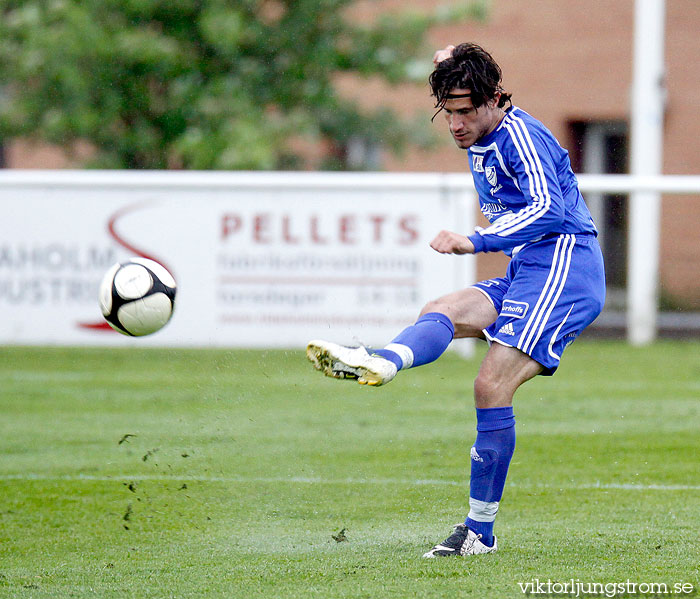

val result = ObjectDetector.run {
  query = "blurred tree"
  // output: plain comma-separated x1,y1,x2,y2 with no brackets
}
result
0,0,486,170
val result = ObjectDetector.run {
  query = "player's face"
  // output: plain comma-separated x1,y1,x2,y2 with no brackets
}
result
442,89,503,149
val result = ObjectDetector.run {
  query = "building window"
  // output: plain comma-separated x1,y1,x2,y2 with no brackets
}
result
345,136,382,170
569,121,629,296
323,136,382,171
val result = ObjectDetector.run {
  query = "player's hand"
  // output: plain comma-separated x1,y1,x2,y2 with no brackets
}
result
432,44,456,65
430,230,475,255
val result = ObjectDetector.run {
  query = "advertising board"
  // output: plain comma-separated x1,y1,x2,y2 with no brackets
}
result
0,171,474,349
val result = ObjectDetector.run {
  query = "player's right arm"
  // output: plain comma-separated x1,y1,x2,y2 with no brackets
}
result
430,229,475,255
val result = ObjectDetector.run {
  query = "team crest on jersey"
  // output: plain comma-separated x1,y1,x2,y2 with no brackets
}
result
485,166,497,186
472,155,484,172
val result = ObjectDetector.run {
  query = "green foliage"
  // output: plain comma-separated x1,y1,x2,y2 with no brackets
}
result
0,0,487,169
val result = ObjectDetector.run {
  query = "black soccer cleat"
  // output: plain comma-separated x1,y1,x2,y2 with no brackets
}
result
422,523,497,558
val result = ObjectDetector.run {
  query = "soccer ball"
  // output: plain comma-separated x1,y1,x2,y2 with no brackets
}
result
98,257,177,336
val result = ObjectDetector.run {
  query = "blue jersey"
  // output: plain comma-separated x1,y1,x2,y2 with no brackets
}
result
466,106,597,256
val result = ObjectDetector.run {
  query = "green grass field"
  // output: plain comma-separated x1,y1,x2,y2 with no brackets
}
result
1,341,699,598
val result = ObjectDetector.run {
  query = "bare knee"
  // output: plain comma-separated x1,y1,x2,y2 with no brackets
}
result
473,344,544,408
420,298,450,317
419,300,481,339
473,370,492,402
419,292,496,339
474,369,510,408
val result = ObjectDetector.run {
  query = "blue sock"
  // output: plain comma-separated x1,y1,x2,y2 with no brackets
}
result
372,312,454,371
464,407,516,548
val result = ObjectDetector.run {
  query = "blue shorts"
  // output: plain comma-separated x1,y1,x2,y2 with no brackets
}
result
472,234,605,375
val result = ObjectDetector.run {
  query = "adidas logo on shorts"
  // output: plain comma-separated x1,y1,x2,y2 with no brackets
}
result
498,322,515,336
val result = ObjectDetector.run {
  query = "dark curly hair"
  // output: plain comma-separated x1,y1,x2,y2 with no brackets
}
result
429,43,512,118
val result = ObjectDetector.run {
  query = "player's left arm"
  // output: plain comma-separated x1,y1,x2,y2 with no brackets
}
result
468,126,566,253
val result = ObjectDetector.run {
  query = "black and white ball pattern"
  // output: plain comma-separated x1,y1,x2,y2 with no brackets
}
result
99,257,176,336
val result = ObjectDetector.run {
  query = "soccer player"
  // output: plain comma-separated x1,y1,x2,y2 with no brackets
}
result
307,43,605,558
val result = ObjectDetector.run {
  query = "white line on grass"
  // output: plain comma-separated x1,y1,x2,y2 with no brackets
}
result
1,473,699,491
